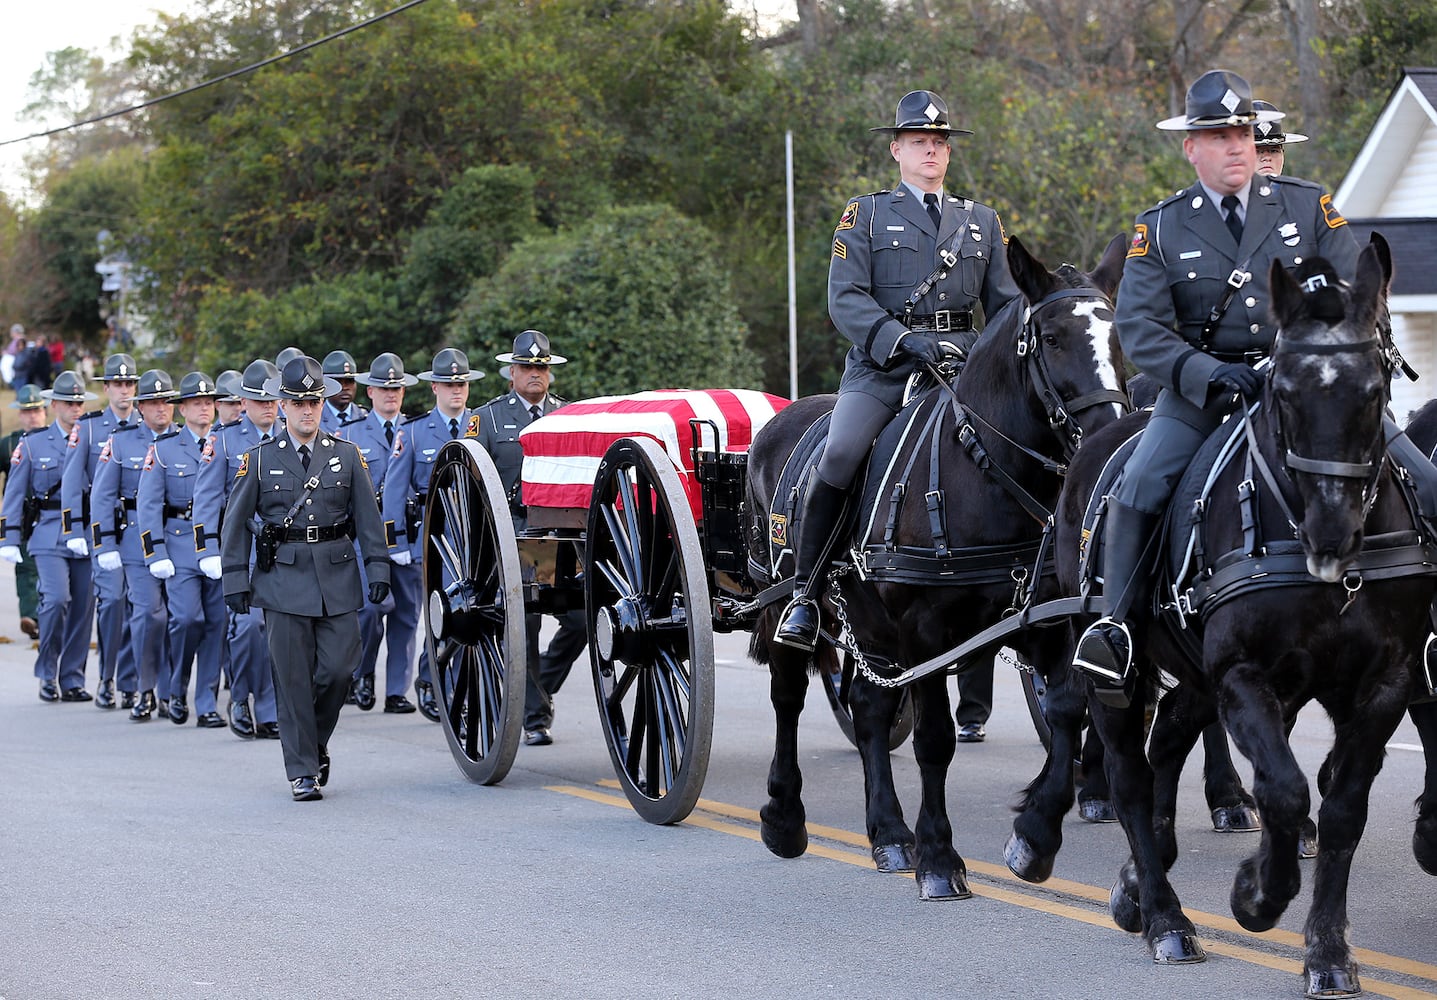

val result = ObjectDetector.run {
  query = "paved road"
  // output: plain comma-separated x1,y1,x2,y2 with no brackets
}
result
3,595,1435,999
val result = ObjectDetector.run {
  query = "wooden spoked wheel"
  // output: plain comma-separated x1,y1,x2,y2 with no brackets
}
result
423,440,525,785
583,437,714,825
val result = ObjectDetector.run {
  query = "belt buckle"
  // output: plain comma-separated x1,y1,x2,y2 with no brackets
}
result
934,310,951,333
305,525,320,543
1227,268,1250,289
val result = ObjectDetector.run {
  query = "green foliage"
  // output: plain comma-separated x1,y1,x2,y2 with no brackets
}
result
449,203,761,399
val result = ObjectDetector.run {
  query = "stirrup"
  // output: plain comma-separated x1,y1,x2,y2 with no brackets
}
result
1423,634,1437,700
1073,617,1135,708
773,596,820,652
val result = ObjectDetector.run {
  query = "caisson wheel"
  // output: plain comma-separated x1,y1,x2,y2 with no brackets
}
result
819,647,914,751
423,440,525,785
584,437,714,825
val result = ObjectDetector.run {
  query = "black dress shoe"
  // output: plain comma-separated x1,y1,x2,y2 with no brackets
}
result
60,687,93,702
168,697,189,725
129,691,156,721
95,679,116,709
414,680,440,723
255,722,281,740
38,680,60,703
158,698,169,718
228,699,256,739
523,728,553,747
290,776,323,801
355,675,376,711
318,745,330,787
773,598,820,652
119,690,136,710
957,723,986,744
196,711,226,728
384,694,416,714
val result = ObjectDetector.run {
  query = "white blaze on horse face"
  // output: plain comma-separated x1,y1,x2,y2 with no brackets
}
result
1315,359,1341,387
1075,300,1123,412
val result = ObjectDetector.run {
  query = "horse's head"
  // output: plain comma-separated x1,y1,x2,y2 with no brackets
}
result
1268,234,1393,582
1004,233,1131,456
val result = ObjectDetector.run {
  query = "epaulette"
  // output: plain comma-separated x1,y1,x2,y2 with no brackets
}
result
340,413,367,427
219,418,243,428
111,422,142,434
156,428,182,441
482,394,508,407
24,425,50,437
79,410,105,420
1148,189,1188,213
1268,173,1324,192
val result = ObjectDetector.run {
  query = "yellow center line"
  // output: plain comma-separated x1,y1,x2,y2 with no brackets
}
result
569,782,1437,996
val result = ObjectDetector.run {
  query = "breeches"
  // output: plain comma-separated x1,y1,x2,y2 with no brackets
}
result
816,390,899,490
1113,388,1226,515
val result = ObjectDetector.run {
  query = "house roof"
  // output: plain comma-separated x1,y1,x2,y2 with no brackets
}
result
1346,219,1437,296
1334,68,1437,217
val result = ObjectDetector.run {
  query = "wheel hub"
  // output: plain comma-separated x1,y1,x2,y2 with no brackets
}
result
428,581,490,645
594,596,648,662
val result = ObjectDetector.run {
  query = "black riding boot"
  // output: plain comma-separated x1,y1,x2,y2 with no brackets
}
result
1073,499,1162,708
773,475,848,651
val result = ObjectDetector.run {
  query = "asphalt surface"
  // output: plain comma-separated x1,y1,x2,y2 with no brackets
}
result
3,582,1436,1000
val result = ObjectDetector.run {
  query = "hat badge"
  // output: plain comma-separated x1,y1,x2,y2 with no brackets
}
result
1221,89,1240,113
119,364,129,376
198,380,208,392
386,366,396,380
925,101,941,122
450,361,459,374
301,372,315,389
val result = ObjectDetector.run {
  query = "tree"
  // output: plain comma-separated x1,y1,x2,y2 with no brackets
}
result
448,203,761,399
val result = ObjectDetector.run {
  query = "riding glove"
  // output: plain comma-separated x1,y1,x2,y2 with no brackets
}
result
1209,363,1264,401
898,332,945,366
368,581,390,605
225,593,250,616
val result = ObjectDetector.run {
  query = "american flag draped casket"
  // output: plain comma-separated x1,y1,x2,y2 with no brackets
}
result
519,388,791,519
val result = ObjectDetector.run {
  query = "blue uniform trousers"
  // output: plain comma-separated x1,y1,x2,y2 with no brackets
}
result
120,561,170,700
34,553,93,690
93,554,137,691
393,561,429,686
167,568,224,715
357,559,419,697
228,605,278,725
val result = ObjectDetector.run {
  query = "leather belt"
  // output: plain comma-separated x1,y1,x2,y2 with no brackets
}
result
1201,346,1268,363
905,310,973,334
280,519,353,543
121,497,138,510
164,503,193,520
36,498,60,511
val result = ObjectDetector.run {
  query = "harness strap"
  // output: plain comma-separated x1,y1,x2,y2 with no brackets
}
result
859,539,1049,587
1200,257,1254,346
927,404,948,557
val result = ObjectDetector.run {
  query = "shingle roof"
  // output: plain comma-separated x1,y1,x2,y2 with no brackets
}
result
1347,218,1437,295
1406,67,1437,108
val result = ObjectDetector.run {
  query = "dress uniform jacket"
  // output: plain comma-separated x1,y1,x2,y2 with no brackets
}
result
1117,174,1358,406
473,391,564,528
828,186,1021,408
220,431,390,615
382,407,480,557
4,424,94,689
321,400,368,435
91,423,170,697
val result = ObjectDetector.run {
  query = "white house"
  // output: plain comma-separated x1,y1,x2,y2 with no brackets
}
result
1334,67,1437,422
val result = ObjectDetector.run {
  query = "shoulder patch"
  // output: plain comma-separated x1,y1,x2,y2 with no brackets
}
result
98,439,113,464
11,441,23,464
995,213,1008,246
463,413,481,438
143,445,156,472
1319,193,1347,230
201,437,214,461
1127,223,1149,259
832,238,847,260
67,425,80,448
836,200,859,231
236,451,249,478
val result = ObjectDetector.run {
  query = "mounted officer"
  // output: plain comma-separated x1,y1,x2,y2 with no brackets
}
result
773,89,1021,650
1070,70,1437,698
1252,98,1307,178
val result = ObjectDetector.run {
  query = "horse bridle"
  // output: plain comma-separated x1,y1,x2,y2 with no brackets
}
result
1015,285,1130,457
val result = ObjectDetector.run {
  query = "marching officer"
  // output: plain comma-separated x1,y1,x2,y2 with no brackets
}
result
91,369,176,721
320,350,366,434
193,359,282,739
476,331,588,746
138,372,227,728
1,371,96,702
3,385,47,640
60,352,141,708
214,369,244,428
1071,70,1364,697
340,352,419,713
382,346,484,722
1252,98,1308,177
220,355,390,801
772,88,1022,744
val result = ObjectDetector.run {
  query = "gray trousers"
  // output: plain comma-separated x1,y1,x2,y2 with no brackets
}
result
817,390,899,490
265,609,359,780
1113,388,1225,514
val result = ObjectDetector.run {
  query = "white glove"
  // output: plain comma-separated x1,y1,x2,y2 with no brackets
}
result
199,556,223,580
0,545,21,565
66,537,89,557
390,549,413,566
148,558,176,580
97,550,123,572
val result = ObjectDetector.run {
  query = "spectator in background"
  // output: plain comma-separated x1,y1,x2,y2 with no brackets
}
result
3,324,25,387
19,333,53,391
47,337,64,371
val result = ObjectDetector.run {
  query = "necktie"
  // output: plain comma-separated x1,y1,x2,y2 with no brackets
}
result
261,432,271,443
448,418,459,439
924,192,942,232
529,405,542,422
1221,194,1244,244
384,421,395,447
299,444,311,470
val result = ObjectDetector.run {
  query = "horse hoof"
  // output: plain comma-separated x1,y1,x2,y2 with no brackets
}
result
1414,829,1437,876
872,843,916,873
1299,823,1319,860
1150,930,1206,964
1211,804,1262,832
1109,867,1141,933
760,822,808,860
917,866,972,901
1079,798,1118,824
1305,965,1361,998
1003,832,1054,883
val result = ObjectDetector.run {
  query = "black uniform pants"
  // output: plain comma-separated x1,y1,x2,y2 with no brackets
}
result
523,609,589,731
265,608,360,780
817,390,899,490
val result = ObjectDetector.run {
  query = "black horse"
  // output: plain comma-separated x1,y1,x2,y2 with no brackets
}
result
1040,236,1433,996
746,233,1128,899
1399,397,1437,876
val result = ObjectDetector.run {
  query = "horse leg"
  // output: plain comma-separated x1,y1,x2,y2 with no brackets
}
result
1301,677,1410,997
1076,719,1116,823
1201,722,1262,832
908,672,969,900
759,642,811,859
1220,662,1308,933
1007,660,1087,881
1410,699,1437,874
1088,691,1205,963
850,673,916,872
1144,686,1211,872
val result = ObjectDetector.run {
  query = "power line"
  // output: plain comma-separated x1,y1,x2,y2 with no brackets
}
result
0,0,433,149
